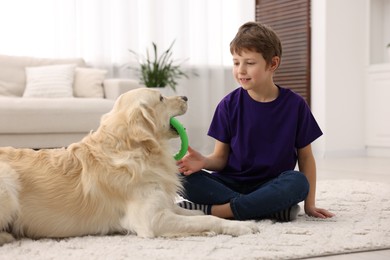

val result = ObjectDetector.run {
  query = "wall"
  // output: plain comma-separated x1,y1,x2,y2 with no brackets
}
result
311,0,368,157
188,0,370,158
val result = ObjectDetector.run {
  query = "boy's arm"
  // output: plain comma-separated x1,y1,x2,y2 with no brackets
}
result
297,144,335,218
204,140,230,171
178,140,229,175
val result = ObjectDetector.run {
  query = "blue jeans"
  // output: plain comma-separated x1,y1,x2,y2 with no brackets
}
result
180,170,309,220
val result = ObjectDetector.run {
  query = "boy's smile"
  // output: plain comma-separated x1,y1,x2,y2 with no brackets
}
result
239,77,251,84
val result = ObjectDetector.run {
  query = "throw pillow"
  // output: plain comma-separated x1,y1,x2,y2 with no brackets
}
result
73,67,107,98
23,64,75,98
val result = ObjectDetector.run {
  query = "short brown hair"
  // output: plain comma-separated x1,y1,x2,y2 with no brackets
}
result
230,22,282,66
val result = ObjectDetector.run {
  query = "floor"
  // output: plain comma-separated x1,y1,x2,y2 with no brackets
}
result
307,156,390,260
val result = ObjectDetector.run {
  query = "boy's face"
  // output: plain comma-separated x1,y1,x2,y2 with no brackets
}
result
232,49,275,91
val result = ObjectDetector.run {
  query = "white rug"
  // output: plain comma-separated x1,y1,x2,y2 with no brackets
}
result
1,180,390,260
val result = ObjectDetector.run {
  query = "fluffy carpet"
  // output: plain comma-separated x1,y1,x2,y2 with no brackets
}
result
1,179,389,260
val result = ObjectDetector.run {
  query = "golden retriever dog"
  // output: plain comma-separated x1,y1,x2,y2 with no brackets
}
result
0,88,258,245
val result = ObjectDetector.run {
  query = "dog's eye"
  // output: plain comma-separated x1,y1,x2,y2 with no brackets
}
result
159,95,164,102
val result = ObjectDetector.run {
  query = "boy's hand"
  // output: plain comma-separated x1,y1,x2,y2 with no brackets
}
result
305,205,335,219
177,146,205,175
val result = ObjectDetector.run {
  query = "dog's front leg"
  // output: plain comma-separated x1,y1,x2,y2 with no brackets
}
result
120,200,258,238
150,209,259,237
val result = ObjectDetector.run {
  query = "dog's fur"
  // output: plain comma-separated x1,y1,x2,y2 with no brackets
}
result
0,88,258,245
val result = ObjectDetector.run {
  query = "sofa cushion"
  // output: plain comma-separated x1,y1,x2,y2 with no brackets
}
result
73,67,107,98
23,64,76,98
0,54,86,97
0,97,114,134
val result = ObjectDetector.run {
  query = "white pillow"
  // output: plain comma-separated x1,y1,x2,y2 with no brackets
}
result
23,64,75,98
73,67,107,98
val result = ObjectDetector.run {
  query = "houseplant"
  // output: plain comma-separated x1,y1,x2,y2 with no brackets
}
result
129,41,192,92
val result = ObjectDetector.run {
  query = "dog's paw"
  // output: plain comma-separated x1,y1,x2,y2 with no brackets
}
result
222,220,259,236
243,221,260,234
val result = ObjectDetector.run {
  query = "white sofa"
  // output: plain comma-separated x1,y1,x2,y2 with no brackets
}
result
0,54,140,149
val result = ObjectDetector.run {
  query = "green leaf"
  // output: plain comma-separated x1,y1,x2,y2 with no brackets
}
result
128,40,196,92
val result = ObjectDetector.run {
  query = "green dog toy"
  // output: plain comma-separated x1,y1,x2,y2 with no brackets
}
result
170,117,189,160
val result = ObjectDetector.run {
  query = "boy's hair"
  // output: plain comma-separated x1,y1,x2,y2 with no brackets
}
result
230,22,282,66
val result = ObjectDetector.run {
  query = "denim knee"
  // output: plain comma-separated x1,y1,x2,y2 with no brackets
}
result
229,171,310,220
283,170,310,200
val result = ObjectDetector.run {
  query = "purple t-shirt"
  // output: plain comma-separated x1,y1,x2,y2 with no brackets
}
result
208,86,322,183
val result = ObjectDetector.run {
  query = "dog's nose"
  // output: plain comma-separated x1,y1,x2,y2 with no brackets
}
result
181,96,188,102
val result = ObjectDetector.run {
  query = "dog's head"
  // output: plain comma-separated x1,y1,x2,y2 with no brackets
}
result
74,88,187,199
100,88,188,147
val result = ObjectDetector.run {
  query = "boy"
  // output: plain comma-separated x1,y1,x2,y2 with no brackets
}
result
177,22,334,221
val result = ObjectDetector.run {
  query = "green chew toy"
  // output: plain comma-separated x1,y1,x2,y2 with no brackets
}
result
170,117,189,160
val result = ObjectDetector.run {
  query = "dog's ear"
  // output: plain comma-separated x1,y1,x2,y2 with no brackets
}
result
127,104,160,154
137,102,158,133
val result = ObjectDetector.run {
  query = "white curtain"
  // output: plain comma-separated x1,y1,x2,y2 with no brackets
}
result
0,0,254,154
